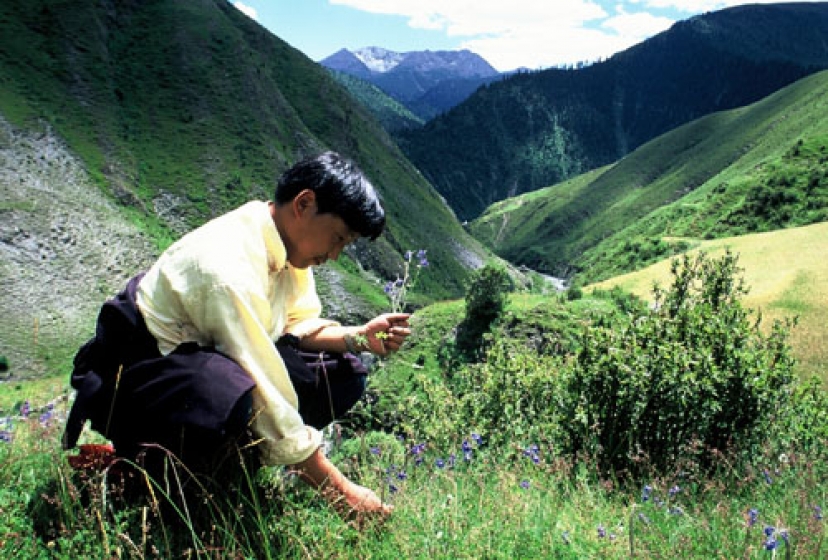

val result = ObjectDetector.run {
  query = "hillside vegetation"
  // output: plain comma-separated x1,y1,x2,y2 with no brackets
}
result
399,3,828,220
471,70,828,281
589,221,828,383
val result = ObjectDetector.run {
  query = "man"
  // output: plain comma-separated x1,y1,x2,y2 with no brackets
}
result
64,151,409,517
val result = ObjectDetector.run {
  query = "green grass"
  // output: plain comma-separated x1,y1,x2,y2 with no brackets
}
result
1,392,825,558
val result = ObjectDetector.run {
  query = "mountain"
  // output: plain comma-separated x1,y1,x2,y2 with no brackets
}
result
469,69,828,281
398,2,828,221
0,0,492,377
320,47,501,121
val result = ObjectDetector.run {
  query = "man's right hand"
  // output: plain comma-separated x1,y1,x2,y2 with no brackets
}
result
292,447,393,522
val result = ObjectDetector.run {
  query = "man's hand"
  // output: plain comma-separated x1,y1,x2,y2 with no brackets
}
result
361,313,411,355
292,448,393,523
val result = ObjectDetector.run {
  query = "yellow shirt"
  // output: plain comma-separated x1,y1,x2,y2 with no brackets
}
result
135,201,336,465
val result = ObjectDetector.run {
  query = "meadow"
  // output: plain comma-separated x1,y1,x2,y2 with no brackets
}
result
1,251,826,559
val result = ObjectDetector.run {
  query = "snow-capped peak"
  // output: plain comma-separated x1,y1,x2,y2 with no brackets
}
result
352,47,404,73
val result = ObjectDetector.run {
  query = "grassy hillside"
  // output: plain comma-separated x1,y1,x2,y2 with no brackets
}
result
399,3,828,220
589,221,828,383
0,0,493,377
327,69,424,132
471,70,828,280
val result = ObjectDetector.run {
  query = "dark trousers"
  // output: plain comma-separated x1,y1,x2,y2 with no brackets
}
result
64,275,368,477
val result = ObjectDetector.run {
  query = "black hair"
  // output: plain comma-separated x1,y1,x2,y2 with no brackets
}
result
275,151,385,240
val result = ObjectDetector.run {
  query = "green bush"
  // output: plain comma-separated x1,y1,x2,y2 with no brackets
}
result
456,264,513,359
556,251,798,478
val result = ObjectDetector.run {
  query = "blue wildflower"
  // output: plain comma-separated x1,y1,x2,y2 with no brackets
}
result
763,470,773,485
642,485,652,502
597,524,606,538
669,506,684,516
764,536,778,551
669,485,681,497
388,482,399,494
764,525,775,538
471,432,483,446
396,470,407,481
370,446,381,455
461,439,473,461
20,401,30,418
520,479,530,490
435,458,445,469
0,430,12,443
523,444,541,464
748,508,759,527
814,505,823,521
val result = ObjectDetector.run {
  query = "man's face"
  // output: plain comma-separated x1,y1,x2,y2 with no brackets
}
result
285,192,359,269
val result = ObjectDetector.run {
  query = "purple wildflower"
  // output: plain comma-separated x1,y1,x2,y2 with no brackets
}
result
0,430,12,443
520,479,530,490
597,524,606,538
764,536,778,551
461,439,473,461
669,485,681,497
748,508,759,527
370,446,381,455
814,505,823,521
39,404,54,426
764,525,775,538
642,485,652,502
435,458,445,469
763,470,773,485
20,401,30,418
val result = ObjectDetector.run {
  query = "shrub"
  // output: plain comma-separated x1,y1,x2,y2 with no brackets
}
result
456,264,513,358
556,251,798,478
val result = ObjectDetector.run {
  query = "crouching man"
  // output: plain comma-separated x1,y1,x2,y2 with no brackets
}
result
63,151,410,519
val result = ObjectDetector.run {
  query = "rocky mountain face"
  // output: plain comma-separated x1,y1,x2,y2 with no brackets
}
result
0,117,156,377
320,48,501,120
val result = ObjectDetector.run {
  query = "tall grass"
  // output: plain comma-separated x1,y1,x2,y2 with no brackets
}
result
1,390,825,558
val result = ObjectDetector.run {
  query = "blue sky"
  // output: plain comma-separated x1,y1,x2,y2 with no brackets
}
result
233,1,810,71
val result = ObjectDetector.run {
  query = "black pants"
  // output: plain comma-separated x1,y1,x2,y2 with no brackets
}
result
64,275,368,476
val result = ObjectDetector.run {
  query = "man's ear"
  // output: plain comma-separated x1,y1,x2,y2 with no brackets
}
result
293,189,317,217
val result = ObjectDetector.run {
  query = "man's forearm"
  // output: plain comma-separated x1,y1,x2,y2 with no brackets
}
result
298,325,366,354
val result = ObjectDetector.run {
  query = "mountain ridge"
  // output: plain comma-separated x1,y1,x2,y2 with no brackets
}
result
320,47,501,121
398,2,828,221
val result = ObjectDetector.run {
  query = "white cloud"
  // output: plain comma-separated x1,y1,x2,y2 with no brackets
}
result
328,0,673,70
233,1,259,20
327,0,816,70
632,0,812,13
602,9,674,38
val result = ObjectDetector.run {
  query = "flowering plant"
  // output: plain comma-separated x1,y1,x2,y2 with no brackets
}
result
384,249,428,313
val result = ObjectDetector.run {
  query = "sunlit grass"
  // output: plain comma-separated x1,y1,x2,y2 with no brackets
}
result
589,221,828,383
1,389,825,559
